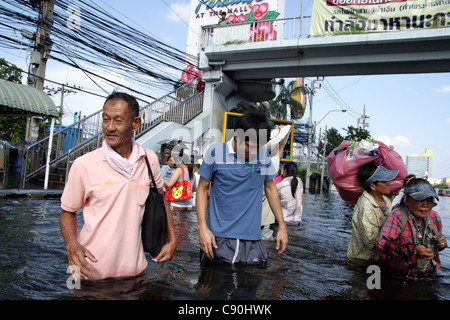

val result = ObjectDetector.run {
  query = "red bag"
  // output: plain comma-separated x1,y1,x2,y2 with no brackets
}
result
165,168,192,201
327,139,406,204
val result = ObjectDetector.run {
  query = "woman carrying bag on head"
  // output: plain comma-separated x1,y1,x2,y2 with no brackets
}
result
376,176,447,277
347,162,399,265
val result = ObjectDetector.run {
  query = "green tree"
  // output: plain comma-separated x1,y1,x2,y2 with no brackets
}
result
435,182,449,189
317,127,344,159
232,79,306,121
324,127,344,156
275,80,305,120
318,125,370,159
0,58,27,144
0,58,22,83
259,80,305,120
343,125,370,142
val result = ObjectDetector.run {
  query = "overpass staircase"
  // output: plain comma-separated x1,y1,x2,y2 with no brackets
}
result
20,82,203,189
19,14,450,189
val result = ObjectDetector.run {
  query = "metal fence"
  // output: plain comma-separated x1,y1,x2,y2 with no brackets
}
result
21,81,204,188
201,16,312,49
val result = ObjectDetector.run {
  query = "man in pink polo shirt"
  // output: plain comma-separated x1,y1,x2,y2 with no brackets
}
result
59,92,177,280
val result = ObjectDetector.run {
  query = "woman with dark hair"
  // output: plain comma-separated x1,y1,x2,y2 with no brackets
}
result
276,162,303,225
376,176,447,277
347,161,399,264
163,160,196,212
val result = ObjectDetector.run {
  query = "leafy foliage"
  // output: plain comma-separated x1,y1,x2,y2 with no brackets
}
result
0,58,27,144
318,125,371,158
0,58,22,83
241,79,305,120
343,125,370,141
320,127,344,157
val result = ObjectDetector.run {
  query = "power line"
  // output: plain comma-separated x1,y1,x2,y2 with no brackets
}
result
320,83,359,119
434,157,450,171
0,0,199,98
323,78,363,117
7,61,108,100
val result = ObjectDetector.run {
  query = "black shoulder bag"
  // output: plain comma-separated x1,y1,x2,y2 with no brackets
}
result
142,155,168,257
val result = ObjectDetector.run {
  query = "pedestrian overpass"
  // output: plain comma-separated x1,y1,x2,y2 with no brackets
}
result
200,18,450,80
19,16,450,188
195,17,450,159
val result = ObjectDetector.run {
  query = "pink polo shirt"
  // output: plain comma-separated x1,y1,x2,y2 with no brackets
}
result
61,145,163,280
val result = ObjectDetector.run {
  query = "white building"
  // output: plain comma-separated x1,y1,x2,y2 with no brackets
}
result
406,149,433,178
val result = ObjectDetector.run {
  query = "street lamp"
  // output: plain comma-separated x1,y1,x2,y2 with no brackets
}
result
316,109,346,126
314,109,346,194
305,77,323,193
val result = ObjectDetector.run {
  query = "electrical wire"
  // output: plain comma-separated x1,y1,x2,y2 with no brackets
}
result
322,79,362,118
0,0,199,98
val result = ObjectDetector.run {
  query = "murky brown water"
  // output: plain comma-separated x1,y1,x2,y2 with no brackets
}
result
0,193,449,300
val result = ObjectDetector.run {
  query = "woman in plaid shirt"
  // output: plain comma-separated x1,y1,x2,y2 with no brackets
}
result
376,176,447,277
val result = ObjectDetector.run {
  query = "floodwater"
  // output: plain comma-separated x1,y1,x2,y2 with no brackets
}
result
0,193,449,300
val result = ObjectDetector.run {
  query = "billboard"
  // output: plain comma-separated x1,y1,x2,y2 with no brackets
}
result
186,0,286,57
290,77,306,119
222,111,294,162
310,0,450,35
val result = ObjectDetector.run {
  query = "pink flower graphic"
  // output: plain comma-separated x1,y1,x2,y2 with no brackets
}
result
227,14,248,24
250,3,269,21
250,21,277,42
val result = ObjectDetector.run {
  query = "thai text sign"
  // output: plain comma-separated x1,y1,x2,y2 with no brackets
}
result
310,0,450,35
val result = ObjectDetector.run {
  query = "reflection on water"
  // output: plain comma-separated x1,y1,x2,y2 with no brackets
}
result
0,193,449,300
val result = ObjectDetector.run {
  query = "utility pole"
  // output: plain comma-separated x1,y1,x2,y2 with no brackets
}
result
24,0,55,142
320,126,328,194
316,127,321,171
305,77,323,193
357,105,369,129
31,0,55,91
45,84,78,124
28,0,55,91
362,104,366,130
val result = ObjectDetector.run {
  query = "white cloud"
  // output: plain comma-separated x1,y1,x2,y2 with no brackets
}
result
93,70,127,86
375,134,412,148
435,85,450,93
165,3,186,22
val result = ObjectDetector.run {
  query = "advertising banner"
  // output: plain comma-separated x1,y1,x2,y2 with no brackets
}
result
290,78,306,119
186,0,285,57
310,0,450,35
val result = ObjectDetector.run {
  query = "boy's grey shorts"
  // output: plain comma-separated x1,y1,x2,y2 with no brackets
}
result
200,237,268,268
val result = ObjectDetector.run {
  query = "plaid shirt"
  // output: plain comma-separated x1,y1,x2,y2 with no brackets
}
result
375,208,443,276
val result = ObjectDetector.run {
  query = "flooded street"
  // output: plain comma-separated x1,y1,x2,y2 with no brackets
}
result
0,193,449,300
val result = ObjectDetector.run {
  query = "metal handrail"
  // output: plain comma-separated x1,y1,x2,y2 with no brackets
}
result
201,16,312,48
21,81,204,188
64,90,204,182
